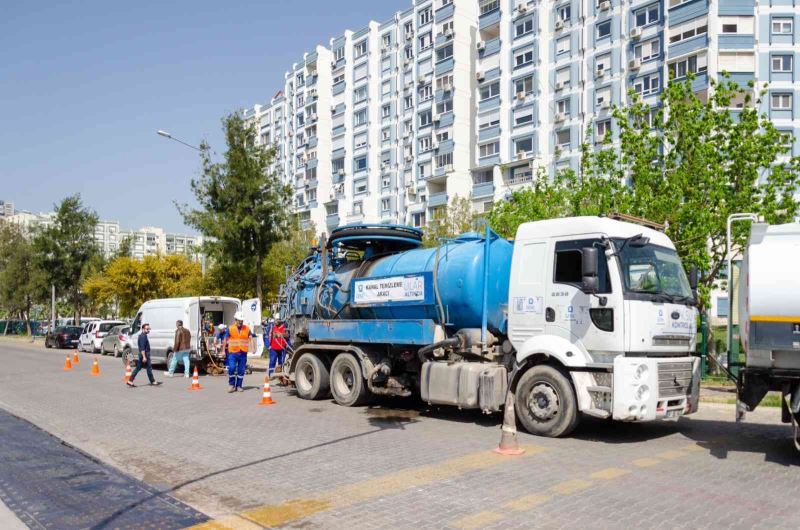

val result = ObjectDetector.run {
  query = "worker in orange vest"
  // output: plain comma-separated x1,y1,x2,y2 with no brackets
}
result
225,312,254,393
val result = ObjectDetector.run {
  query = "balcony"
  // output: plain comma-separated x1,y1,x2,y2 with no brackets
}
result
307,136,318,148
668,35,708,58
478,125,501,142
472,181,495,198
479,8,501,31
478,37,502,59
427,191,448,207
435,57,454,75
718,34,755,49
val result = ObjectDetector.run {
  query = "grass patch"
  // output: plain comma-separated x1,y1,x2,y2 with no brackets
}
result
700,393,783,408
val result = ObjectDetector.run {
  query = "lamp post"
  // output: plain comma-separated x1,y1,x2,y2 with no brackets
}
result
156,130,202,151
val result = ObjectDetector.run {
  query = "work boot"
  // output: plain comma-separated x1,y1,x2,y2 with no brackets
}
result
228,386,235,393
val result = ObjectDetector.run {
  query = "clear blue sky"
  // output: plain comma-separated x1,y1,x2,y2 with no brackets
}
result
0,0,401,233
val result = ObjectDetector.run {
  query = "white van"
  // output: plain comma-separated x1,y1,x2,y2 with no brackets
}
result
127,296,263,370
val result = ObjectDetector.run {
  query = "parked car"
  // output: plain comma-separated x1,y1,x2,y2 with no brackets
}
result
44,326,83,349
78,320,125,353
100,325,131,357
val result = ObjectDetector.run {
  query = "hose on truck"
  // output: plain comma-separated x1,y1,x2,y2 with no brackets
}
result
417,337,461,363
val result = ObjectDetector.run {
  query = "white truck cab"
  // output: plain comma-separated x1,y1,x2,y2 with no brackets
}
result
508,217,700,435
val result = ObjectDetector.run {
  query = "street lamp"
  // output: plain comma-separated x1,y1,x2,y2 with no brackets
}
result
156,129,202,151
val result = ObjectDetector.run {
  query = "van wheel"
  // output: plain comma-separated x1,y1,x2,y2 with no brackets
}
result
295,353,330,400
330,353,370,407
515,365,579,438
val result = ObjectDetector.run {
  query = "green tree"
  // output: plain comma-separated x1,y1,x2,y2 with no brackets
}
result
33,195,100,322
0,224,47,334
179,113,292,302
422,196,477,246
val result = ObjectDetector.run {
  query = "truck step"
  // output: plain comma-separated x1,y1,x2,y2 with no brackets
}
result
583,408,611,419
587,385,611,394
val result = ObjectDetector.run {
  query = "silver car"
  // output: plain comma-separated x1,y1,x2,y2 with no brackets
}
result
100,325,131,357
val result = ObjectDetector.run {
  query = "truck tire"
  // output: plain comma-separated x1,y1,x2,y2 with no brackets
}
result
330,353,370,407
515,364,579,438
294,353,330,400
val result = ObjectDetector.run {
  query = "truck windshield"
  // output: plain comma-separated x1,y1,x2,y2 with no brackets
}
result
613,240,692,302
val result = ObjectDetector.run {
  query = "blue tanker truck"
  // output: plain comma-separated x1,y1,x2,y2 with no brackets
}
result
279,216,701,437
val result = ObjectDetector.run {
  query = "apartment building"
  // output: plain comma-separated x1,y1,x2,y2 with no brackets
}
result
246,0,800,232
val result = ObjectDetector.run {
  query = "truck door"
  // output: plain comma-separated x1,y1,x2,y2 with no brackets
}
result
508,240,549,348
241,298,263,358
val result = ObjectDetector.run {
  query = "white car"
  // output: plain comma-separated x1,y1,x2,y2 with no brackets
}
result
79,320,125,353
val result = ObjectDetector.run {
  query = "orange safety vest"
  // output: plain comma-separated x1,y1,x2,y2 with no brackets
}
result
228,324,251,353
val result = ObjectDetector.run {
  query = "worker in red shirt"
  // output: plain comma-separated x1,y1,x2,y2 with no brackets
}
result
268,314,288,377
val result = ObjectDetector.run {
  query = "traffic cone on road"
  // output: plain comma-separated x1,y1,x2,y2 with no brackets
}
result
259,376,276,406
493,390,525,456
123,361,132,383
63,353,73,371
72,350,80,365
91,356,100,376
189,367,202,391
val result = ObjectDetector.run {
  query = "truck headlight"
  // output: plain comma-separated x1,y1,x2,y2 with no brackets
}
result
635,384,650,402
634,364,649,381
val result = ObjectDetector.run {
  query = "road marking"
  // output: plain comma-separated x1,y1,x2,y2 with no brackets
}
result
503,493,551,511
656,450,688,460
192,515,265,530
682,443,705,452
633,457,661,468
550,478,593,495
192,445,544,529
450,510,504,529
590,467,630,480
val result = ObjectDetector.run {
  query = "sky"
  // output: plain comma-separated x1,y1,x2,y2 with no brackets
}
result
0,0,401,233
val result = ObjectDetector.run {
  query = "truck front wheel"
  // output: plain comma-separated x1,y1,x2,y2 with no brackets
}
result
330,353,370,406
295,353,330,400
515,365,579,438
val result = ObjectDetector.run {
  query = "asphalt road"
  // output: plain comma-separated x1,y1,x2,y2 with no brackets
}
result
1,339,799,529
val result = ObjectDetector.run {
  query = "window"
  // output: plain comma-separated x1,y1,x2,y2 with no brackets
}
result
479,0,499,15
354,156,367,172
716,297,729,318
634,4,659,27
381,198,391,212
596,53,611,73
404,95,413,109
514,108,534,126
354,40,368,59
515,17,534,38
412,211,426,227
718,52,755,73
382,33,392,48
353,201,364,214
382,128,391,141
479,141,500,158
354,108,368,127
556,98,570,116
669,53,707,79
436,44,453,62
515,137,533,154
719,16,754,34
419,109,432,127
354,63,368,81
669,17,708,44
419,136,432,152
556,67,571,88
334,47,344,61
405,21,414,38
596,21,611,40
634,73,660,96
557,5,571,23
772,18,793,35
418,162,428,178
596,119,611,142
354,85,367,103
382,57,391,72
296,73,304,86
419,7,432,25
326,203,338,216
515,75,534,95
510,166,532,184
419,32,432,50
441,21,454,34
436,98,453,114
382,80,391,96
556,36,571,55
307,189,317,203
515,49,534,68
333,72,345,84
554,239,611,293
436,130,450,142
382,104,391,119
480,81,500,100
354,132,368,149
772,55,793,72
436,75,454,90
596,86,611,107
382,176,391,189
405,46,414,60
556,129,571,149
332,158,345,173
771,93,793,110
479,114,500,129
419,84,433,101
473,169,493,184
436,152,453,167
634,39,660,62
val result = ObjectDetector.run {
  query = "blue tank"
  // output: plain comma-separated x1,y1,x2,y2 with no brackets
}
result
285,225,513,336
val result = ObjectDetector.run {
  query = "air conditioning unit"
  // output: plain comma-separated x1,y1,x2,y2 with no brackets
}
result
404,58,411,66
331,105,337,113
309,113,318,121
338,169,345,176
554,112,565,122
418,75,427,84
476,71,485,81
599,100,610,110
599,1,611,11
331,61,337,69
555,20,564,31
329,191,336,200
444,164,453,172
381,163,387,171
432,113,440,122
432,141,439,150
516,151,526,160
629,58,641,70
516,91,526,101
403,131,410,139
630,27,642,39
595,65,605,78
444,28,453,37
555,81,565,91
477,41,486,51
405,154,414,162
517,4,528,14
406,79,414,89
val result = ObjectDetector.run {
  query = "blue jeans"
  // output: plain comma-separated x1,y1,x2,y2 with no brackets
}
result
269,349,286,376
130,353,155,384
168,350,191,376
227,352,247,388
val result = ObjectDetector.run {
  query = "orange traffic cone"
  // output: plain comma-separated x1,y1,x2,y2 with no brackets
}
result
123,361,132,383
91,356,100,376
259,376,276,406
493,390,525,456
63,353,73,371
189,366,202,391
72,350,80,365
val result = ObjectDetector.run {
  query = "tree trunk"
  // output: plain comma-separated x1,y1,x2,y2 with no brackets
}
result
255,254,263,303
25,298,32,337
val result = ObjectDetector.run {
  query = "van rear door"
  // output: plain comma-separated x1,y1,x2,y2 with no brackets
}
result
188,299,200,352
241,298,263,357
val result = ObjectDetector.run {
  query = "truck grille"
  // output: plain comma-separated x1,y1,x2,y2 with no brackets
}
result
657,362,693,398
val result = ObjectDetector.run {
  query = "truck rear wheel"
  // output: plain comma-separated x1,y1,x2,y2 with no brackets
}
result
295,353,330,400
515,365,579,438
330,353,370,407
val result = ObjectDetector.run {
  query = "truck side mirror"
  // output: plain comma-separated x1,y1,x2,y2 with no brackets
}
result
688,265,699,290
581,247,598,294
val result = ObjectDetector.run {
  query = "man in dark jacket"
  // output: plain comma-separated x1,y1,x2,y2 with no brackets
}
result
167,320,192,378
128,323,161,387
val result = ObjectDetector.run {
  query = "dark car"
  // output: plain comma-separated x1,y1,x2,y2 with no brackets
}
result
45,326,83,349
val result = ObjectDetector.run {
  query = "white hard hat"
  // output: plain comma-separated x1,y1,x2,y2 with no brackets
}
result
273,313,281,320
217,324,227,330
233,311,244,321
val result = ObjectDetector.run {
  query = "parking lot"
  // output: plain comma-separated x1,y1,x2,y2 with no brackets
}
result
1,339,799,529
